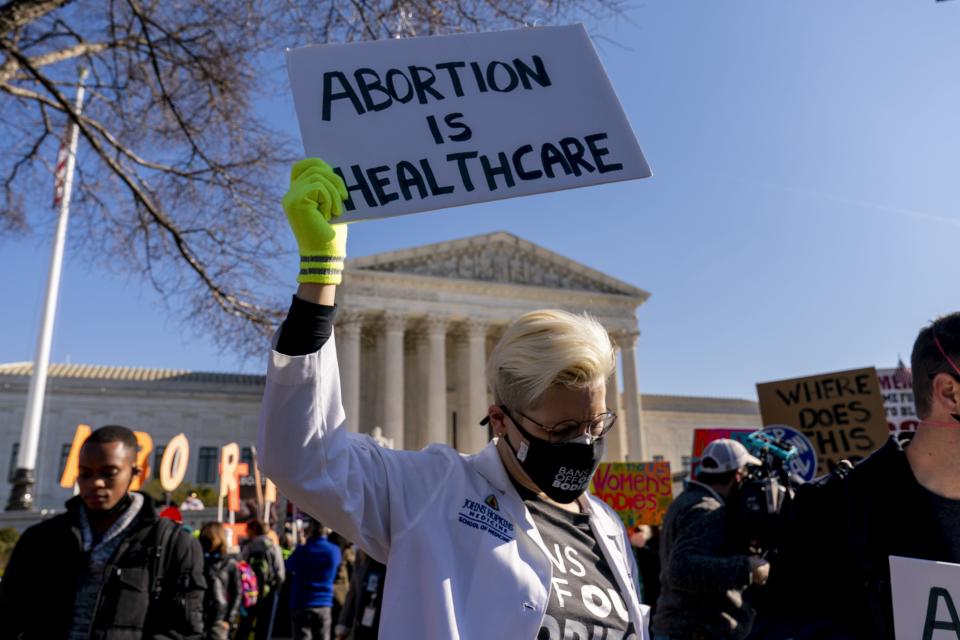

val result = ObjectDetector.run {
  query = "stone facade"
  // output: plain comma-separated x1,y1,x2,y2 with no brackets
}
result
0,364,262,511
642,395,762,477
337,231,651,461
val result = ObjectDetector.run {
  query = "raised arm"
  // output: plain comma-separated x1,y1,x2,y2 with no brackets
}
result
258,159,456,562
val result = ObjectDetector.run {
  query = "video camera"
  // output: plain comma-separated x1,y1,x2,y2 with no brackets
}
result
731,431,806,557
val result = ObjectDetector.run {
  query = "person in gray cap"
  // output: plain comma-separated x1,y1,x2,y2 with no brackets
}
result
650,438,769,640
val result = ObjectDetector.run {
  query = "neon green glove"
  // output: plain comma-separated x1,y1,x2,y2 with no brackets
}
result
282,158,349,285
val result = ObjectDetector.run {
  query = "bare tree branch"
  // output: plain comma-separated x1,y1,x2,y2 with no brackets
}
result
0,0,626,357
0,0,73,37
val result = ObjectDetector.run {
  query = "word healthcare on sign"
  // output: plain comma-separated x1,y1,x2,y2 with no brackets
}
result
590,462,672,527
286,24,650,222
757,368,889,476
890,556,960,639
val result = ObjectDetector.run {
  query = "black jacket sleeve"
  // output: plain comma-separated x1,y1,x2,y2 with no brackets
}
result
757,474,860,639
275,295,336,356
226,561,242,627
203,566,228,639
0,526,38,638
151,527,206,640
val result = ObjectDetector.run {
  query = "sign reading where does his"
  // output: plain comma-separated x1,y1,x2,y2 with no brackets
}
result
756,367,889,476
286,24,650,222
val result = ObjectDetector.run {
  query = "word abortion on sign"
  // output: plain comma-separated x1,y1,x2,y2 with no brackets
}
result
877,367,918,435
590,462,673,527
59,425,275,516
890,556,960,639
757,368,889,476
60,424,157,491
286,24,650,222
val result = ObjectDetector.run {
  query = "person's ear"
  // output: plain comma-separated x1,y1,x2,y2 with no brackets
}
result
487,405,507,436
934,373,960,414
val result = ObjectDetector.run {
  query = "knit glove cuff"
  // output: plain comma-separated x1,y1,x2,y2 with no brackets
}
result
298,224,348,285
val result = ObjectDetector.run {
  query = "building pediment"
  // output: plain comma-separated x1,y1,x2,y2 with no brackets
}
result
347,232,649,300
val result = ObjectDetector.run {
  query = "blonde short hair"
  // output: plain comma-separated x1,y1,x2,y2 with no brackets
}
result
487,309,615,412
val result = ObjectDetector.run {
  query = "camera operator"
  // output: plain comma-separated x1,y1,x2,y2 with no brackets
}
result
651,439,770,640
762,312,960,639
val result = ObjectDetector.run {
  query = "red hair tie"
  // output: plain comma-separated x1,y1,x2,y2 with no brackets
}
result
934,334,960,377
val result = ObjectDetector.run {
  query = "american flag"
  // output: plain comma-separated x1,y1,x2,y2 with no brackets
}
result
52,132,70,208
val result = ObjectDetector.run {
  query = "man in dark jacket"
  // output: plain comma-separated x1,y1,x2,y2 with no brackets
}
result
652,439,770,640
761,311,960,639
0,425,205,639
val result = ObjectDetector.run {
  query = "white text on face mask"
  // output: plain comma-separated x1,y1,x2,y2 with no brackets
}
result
552,466,591,491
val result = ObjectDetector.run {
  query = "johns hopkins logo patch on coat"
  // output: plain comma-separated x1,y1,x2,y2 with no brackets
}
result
458,495,514,542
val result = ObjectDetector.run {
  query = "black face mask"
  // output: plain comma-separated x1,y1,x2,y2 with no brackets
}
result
503,411,606,503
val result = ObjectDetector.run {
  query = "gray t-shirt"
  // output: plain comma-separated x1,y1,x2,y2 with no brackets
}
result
525,499,638,640
922,486,960,563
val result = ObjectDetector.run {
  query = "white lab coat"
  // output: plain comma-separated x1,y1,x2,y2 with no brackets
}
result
258,332,651,639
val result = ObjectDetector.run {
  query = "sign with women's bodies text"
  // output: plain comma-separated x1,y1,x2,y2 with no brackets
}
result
286,24,650,222
590,462,672,527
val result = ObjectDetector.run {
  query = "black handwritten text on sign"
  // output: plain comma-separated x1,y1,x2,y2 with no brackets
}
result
287,24,650,222
756,368,889,476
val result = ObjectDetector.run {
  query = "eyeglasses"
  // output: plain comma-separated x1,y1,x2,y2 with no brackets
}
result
500,405,617,444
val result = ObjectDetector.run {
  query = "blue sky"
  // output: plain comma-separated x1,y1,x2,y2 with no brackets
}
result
2,0,956,399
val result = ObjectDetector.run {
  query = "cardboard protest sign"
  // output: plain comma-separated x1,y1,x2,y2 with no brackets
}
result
890,556,960,639
287,24,650,222
60,423,152,490
877,367,918,435
757,368,889,476
590,462,672,527
691,428,754,478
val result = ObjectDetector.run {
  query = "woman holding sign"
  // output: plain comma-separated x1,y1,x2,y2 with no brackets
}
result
258,159,649,640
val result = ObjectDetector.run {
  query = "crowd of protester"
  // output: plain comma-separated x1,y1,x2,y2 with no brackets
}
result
0,153,956,639
0,424,385,640
1,313,958,639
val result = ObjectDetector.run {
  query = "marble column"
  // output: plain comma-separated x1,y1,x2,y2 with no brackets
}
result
604,342,628,462
457,320,489,453
337,312,363,432
619,330,647,461
424,316,450,446
382,311,406,449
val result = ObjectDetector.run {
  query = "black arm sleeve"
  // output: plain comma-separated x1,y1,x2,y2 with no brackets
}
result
148,526,206,640
275,295,337,356
0,527,35,637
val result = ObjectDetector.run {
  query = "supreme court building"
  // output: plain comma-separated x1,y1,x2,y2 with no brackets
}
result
0,232,760,510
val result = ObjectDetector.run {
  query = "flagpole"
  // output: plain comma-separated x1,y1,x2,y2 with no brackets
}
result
7,67,89,511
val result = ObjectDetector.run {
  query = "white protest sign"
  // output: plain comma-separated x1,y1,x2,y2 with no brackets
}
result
877,367,918,436
287,24,650,222
890,555,960,639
